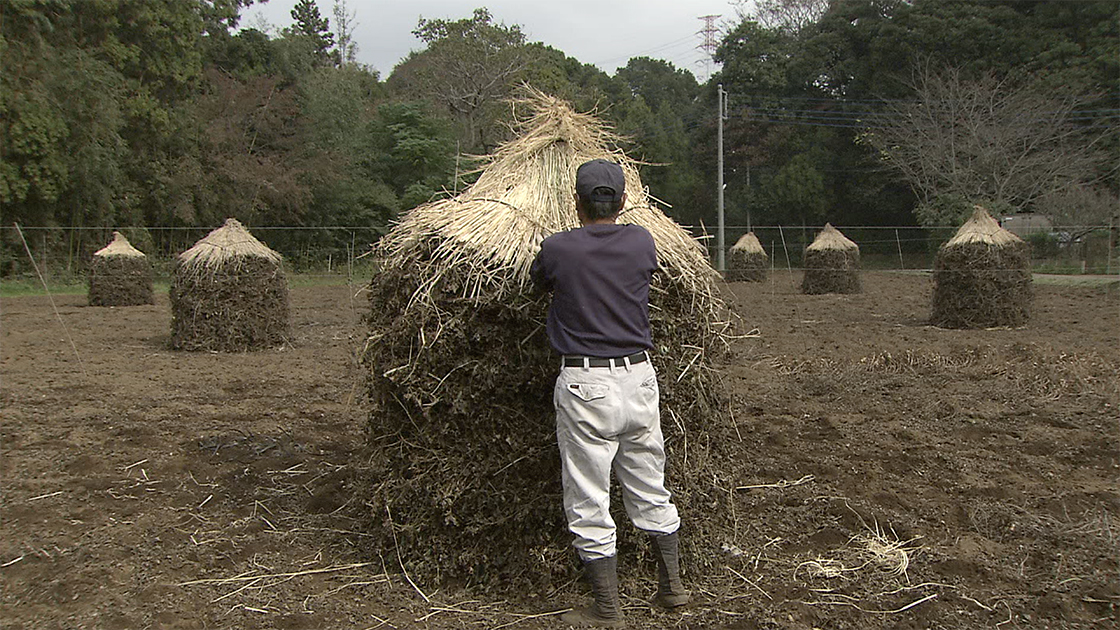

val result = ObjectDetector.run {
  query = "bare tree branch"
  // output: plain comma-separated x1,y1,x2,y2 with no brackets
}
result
862,64,1115,226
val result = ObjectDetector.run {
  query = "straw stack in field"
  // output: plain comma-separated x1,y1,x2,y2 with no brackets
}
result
726,232,768,282
931,206,1032,328
88,231,154,306
358,90,735,594
801,223,861,294
170,218,289,351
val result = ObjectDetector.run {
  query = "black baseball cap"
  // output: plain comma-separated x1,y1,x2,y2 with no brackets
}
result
576,159,625,203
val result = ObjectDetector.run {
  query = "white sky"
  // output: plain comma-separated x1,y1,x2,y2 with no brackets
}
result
244,0,747,80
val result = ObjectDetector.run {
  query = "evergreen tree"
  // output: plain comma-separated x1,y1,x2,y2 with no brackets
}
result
290,0,336,66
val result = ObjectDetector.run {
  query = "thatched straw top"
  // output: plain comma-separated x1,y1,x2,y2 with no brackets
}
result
945,206,1024,247
94,231,145,258
379,88,718,300
178,218,282,268
730,232,765,254
806,223,858,252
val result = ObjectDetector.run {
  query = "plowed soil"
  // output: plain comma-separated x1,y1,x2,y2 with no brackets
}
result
2,271,1117,629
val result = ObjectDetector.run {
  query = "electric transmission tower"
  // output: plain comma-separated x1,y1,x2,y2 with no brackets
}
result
697,14,721,82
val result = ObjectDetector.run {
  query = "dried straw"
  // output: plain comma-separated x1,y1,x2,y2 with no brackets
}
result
170,218,289,351
807,223,858,252
731,232,766,254
359,90,735,593
931,206,1031,328
88,231,154,307
94,232,146,258
379,87,720,310
802,224,861,294
178,218,282,272
727,232,768,283
946,206,1023,247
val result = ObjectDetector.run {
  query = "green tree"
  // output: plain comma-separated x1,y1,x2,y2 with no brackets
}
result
289,0,336,66
709,0,1118,236
759,152,826,227
367,101,454,210
390,8,528,153
612,58,704,221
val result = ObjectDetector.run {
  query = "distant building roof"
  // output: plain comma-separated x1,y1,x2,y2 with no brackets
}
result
999,213,1053,238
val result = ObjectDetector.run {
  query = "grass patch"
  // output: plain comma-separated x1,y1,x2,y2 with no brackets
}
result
0,276,86,297
1,264,378,298
1032,274,1120,287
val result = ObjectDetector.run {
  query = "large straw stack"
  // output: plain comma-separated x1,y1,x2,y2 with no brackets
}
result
801,223,861,294
931,206,1032,328
726,232,768,282
170,218,289,351
358,90,734,594
88,231,154,306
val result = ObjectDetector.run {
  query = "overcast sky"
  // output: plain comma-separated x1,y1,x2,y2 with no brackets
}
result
244,1,746,80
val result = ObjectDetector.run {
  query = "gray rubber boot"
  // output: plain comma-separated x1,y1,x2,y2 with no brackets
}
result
650,532,691,609
560,555,624,628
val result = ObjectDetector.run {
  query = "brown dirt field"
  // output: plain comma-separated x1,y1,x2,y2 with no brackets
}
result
2,271,1117,629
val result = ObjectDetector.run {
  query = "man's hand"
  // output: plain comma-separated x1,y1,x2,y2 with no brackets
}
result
530,230,545,256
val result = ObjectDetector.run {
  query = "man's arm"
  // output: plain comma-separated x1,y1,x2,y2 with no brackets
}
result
529,238,552,294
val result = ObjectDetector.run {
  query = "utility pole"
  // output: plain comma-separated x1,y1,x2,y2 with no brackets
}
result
717,83,727,272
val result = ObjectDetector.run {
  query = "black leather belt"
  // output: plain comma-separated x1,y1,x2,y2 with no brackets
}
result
562,351,650,368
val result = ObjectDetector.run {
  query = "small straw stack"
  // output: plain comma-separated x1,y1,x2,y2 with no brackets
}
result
726,232,768,282
88,231,155,307
802,223,861,294
931,206,1032,328
170,218,289,351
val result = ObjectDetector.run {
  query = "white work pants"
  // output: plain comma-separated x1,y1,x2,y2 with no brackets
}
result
554,358,681,561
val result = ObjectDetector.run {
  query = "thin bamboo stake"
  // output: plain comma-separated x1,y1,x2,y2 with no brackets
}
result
14,223,86,377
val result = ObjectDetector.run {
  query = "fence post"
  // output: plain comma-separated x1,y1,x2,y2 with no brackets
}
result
1108,217,1114,276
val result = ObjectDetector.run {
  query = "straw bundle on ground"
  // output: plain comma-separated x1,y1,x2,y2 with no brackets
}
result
726,232,768,282
801,223,861,294
170,218,289,351
931,206,1032,328
358,90,736,594
88,231,154,306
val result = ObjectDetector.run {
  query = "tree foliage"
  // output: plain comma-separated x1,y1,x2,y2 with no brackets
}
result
705,0,1119,236
391,8,528,153
2,0,1116,274
289,0,336,66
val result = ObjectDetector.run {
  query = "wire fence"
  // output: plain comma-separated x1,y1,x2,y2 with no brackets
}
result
702,224,1118,275
1,223,1117,284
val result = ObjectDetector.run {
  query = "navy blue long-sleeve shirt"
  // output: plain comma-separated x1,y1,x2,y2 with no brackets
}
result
530,223,657,357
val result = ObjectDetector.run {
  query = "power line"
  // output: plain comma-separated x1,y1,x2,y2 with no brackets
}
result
592,34,699,68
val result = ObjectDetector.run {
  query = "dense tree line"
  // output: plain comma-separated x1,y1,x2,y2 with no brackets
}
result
2,0,1116,273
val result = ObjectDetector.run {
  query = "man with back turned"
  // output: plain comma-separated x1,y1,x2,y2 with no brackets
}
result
530,159,690,627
